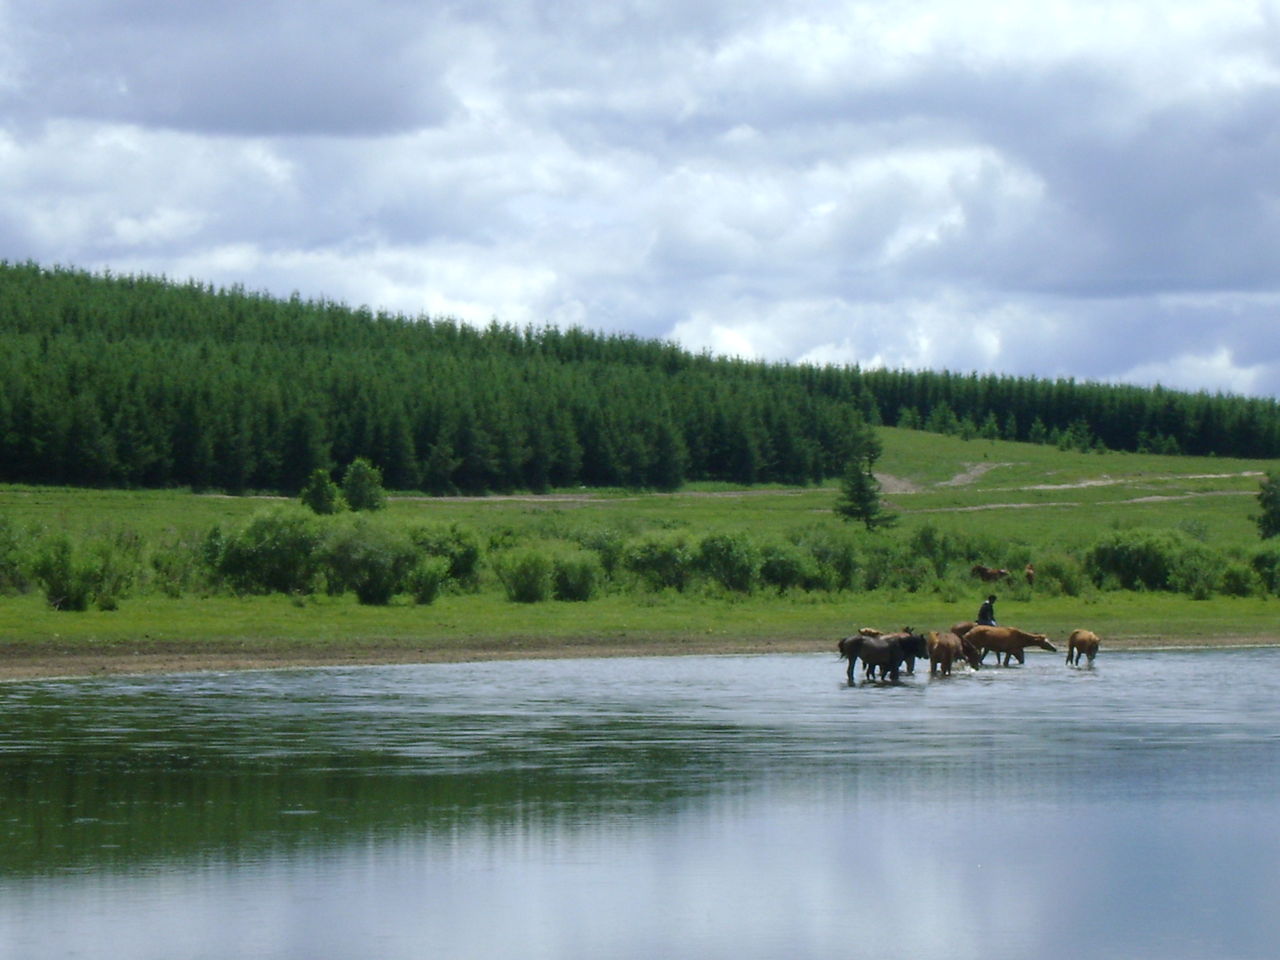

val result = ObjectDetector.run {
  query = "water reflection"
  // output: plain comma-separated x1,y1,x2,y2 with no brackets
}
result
3,650,1280,959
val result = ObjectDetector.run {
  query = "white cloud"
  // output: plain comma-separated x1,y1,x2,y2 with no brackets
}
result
1,0,1279,397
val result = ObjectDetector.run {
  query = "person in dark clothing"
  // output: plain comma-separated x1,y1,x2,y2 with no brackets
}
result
977,594,997,626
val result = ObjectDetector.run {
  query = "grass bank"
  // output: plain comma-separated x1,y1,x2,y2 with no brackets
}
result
1,427,1278,680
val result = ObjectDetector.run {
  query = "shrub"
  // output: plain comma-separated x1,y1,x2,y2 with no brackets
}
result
0,515,32,594
215,508,324,595
1167,542,1222,600
494,549,554,603
409,523,482,589
623,535,694,592
791,526,861,591
573,526,628,579
319,519,417,605
553,551,602,602
300,468,346,515
30,533,137,611
759,542,817,593
342,457,386,512
1219,561,1262,598
1033,554,1088,597
407,556,451,605
1085,531,1184,591
149,535,207,598
1251,547,1280,594
30,535,96,611
695,533,759,593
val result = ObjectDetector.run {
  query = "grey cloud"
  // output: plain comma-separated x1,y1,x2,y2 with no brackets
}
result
6,0,456,136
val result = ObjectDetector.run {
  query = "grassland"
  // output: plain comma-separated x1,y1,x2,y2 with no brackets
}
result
1,427,1277,680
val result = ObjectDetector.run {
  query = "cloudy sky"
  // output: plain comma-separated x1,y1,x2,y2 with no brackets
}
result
3,0,1279,396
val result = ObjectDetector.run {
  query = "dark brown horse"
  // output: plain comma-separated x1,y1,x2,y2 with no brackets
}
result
838,632,928,684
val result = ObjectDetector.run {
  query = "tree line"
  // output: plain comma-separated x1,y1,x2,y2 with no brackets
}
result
2,260,1278,496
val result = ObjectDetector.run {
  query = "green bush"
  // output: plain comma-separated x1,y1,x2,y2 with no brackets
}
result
1166,541,1223,600
30,533,137,611
1218,561,1262,598
494,548,554,603
408,522,482,589
214,508,324,595
148,535,207,598
758,542,818,593
407,556,451,605
341,457,386,512
1085,531,1186,591
1251,546,1280,594
791,526,861,591
574,526,628,579
319,519,417,605
300,468,346,515
0,515,32,594
553,551,602,601
30,535,96,611
695,533,759,593
623,535,694,592
1033,554,1088,597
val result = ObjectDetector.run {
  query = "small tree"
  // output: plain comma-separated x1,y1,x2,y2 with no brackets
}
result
1257,471,1280,539
300,468,346,515
833,426,896,531
342,458,386,511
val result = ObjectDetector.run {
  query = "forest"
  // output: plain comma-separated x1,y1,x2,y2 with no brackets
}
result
3,260,1279,496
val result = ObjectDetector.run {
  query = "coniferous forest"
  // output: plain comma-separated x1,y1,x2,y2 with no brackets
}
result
3,260,1279,496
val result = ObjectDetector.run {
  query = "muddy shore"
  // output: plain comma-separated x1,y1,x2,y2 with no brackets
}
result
2,633,1274,682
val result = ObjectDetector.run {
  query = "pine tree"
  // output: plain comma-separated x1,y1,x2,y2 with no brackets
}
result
833,424,896,530
1257,471,1280,539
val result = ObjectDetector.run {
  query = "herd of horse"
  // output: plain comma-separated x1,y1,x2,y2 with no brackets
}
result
838,622,1101,684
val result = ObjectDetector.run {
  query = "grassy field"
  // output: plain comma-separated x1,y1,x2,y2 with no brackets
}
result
1,427,1277,678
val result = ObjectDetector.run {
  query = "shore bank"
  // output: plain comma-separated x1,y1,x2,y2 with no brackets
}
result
2,632,1274,682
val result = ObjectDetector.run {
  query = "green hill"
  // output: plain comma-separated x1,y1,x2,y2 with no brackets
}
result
3,261,1279,498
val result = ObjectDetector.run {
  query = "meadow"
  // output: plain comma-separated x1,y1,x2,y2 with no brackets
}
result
1,427,1277,677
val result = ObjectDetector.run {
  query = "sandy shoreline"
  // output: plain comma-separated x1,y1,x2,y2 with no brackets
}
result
1,633,1275,682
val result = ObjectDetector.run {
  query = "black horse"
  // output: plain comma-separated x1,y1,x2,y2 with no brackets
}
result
838,632,928,685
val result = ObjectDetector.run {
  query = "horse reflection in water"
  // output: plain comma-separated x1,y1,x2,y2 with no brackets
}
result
837,629,929,685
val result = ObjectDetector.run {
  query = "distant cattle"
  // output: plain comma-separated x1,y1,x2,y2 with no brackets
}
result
971,565,1010,582
965,625,1057,666
1066,629,1100,666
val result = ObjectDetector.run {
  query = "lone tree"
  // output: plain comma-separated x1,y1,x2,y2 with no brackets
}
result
342,458,387,512
300,468,346,515
833,424,897,531
1257,470,1280,538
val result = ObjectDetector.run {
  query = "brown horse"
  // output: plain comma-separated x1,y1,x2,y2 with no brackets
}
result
965,625,1057,666
971,564,1010,582
927,630,983,676
1066,629,1100,665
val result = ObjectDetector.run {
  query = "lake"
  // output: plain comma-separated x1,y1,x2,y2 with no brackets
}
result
2,647,1279,960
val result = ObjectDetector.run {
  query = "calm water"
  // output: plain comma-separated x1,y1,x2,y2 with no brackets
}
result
2,648,1280,960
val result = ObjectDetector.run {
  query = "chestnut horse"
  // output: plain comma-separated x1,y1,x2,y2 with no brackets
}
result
965,625,1057,666
927,630,983,676
1066,629,1100,665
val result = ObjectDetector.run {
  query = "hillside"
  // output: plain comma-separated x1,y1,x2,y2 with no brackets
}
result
3,261,1279,498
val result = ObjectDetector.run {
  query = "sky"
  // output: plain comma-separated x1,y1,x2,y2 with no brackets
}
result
3,0,1280,397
